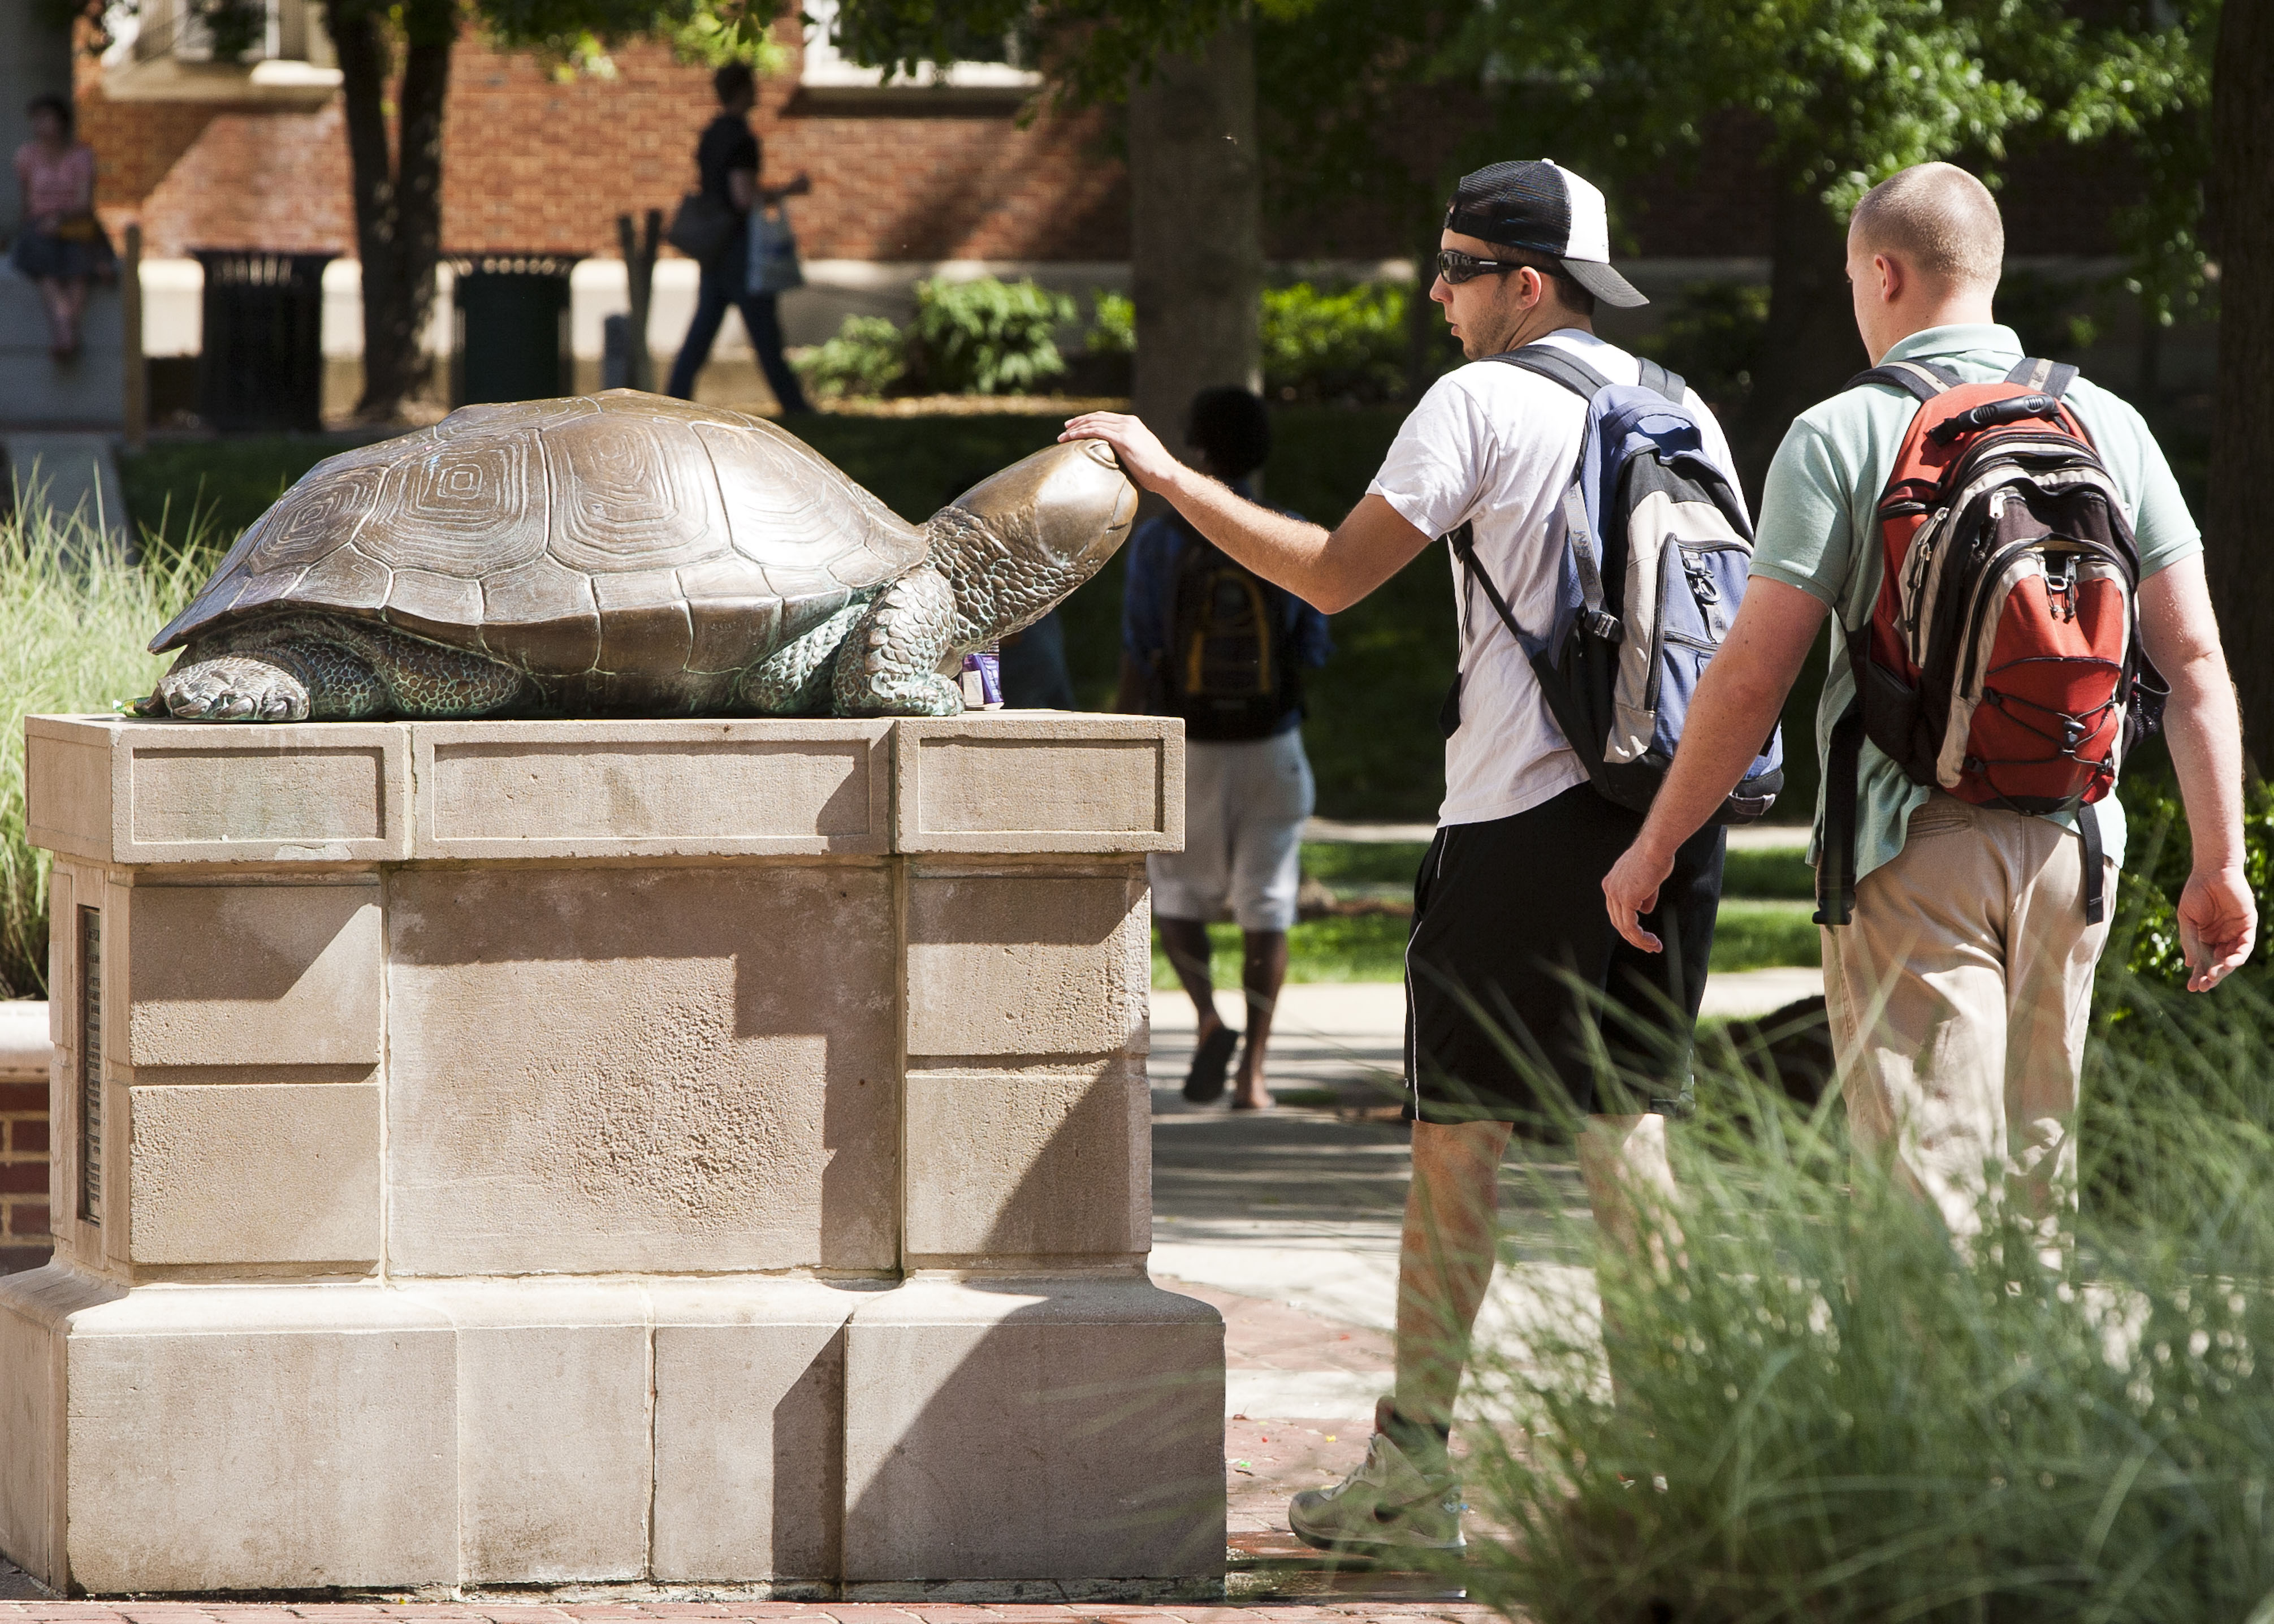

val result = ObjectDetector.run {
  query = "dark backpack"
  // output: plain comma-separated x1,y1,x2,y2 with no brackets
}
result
1449,343,1784,824
1153,520,1303,741
1815,357,2165,928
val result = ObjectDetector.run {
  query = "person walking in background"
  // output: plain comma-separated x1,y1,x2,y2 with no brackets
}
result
1067,161,1739,1554
1117,386,1331,1112
1602,162,2255,1254
10,94,114,360
665,63,811,416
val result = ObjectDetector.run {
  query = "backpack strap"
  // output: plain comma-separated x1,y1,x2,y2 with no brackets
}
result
1446,521,1539,658
1845,359,1963,401
1818,360,1959,919
2078,800,2106,925
1481,343,1615,399
1814,693,1866,927
1451,349,1626,644
1486,342,1687,405
1637,357,1687,404
2004,357,2080,399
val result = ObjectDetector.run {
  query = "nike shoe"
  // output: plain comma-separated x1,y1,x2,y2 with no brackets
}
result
1286,1428,1467,1555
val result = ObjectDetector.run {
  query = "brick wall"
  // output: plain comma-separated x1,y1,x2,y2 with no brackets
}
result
79,23,2135,269
87,29,1129,262
0,1076,51,1276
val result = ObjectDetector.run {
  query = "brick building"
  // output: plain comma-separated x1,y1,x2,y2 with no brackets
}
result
80,5,1127,264
57,3,1159,411
1,1012,48,1275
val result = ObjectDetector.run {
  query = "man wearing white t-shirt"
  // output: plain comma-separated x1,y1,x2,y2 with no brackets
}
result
1062,159,1738,1554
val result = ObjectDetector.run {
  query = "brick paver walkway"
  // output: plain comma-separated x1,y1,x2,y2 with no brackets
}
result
0,1604,1495,1623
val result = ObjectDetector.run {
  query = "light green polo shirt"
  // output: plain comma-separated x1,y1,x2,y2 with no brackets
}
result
1749,323,2203,883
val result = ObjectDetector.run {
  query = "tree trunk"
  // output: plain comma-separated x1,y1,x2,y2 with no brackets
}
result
1126,20,1264,461
1736,172,1867,498
329,0,454,424
2206,0,2273,774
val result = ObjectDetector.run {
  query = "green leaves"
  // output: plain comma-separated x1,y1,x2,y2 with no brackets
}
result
827,0,1320,108
1442,0,2206,218
478,0,792,70
910,276,1076,395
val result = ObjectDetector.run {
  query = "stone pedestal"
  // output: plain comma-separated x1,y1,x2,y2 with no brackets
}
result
0,714,1221,1600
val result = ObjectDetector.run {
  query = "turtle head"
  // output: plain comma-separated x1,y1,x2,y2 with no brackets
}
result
928,440,1137,642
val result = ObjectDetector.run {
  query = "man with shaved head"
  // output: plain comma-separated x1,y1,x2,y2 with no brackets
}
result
1602,160,2256,1250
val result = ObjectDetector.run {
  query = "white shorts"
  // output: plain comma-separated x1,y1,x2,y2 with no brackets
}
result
1148,729,1316,932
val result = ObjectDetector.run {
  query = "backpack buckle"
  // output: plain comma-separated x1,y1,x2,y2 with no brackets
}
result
1584,610,1624,643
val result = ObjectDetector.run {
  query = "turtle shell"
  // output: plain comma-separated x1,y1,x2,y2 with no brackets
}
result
150,391,929,685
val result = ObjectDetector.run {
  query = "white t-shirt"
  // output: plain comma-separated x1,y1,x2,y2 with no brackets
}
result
1367,329,1746,828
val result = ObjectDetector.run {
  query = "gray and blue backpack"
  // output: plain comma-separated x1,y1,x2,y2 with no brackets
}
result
1443,343,1784,823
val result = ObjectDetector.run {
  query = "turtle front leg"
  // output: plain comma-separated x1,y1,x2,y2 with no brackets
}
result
144,632,384,721
829,565,964,718
739,601,867,715
140,615,525,722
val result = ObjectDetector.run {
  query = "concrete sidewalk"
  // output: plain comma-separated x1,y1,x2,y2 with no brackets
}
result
2,432,130,555
0,1596,1493,1621
1140,972,1821,1421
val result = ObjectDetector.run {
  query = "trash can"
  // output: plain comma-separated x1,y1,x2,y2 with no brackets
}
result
451,253,578,405
193,249,332,433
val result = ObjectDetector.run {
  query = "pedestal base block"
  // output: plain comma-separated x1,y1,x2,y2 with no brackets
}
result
6,715,1215,1597
843,1277,1225,1587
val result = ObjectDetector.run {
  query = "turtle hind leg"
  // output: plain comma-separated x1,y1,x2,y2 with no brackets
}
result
830,566,963,718
144,615,524,722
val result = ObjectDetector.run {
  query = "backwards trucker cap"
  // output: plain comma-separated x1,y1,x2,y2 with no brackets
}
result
1444,159,1648,309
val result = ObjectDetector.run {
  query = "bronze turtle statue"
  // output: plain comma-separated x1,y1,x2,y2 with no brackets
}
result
140,390,1135,721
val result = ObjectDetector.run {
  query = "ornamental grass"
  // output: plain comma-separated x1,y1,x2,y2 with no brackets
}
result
1451,957,2274,1624
1,496,204,997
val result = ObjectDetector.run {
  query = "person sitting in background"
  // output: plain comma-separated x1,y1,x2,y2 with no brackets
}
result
10,94,114,360
665,63,811,416
1117,386,1331,1111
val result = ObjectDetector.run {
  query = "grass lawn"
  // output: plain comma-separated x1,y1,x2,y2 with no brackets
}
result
1151,897,1820,990
1722,844,1816,899
1151,837,1819,987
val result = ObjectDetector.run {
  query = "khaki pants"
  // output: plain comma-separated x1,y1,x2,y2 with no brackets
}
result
1822,793,2113,1249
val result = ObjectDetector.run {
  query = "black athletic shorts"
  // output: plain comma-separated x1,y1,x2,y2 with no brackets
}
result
1403,781,1726,1130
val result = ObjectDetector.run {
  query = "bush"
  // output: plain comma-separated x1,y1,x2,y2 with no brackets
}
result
1069,279,1450,407
1456,967,2274,1624
1085,290,1135,356
790,315,907,401
1,511,206,998
909,276,1075,396
1261,279,1411,405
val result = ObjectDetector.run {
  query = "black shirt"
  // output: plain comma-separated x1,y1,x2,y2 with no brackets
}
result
696,115,760,209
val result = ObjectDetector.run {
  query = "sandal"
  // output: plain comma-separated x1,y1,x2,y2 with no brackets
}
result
1182,1022,1239,1104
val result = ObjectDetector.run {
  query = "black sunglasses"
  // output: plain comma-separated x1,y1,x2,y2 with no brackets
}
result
1437,249,1536,286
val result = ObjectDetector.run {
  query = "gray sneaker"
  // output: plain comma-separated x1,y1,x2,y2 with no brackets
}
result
1287,1429,1467,1555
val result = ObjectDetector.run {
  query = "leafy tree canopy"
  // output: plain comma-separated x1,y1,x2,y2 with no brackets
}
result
824,0,1309,107
1436,0,2216,310
72,0,790,75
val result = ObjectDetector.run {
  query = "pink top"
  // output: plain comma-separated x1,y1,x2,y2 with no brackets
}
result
15,140,96,224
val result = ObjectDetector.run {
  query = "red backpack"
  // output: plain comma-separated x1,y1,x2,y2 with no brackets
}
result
1816,357,2166,928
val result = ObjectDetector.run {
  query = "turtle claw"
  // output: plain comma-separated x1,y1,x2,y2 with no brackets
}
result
842,672,964,718
154,655,312,724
